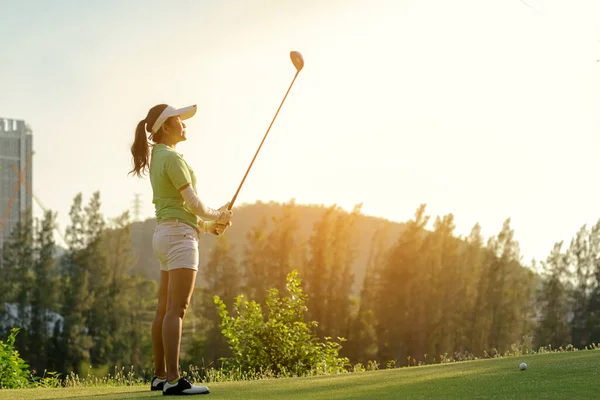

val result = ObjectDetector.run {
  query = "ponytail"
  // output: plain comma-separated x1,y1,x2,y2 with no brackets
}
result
128,104,168,178
129,119,150,177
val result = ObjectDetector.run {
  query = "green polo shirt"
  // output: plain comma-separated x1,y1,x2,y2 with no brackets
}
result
150,144,199,230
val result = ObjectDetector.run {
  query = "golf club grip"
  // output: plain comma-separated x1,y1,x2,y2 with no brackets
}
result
228,71,300,211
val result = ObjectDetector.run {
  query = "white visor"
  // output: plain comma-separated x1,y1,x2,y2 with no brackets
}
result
151,104,197,134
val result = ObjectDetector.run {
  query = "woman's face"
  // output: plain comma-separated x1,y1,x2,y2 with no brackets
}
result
163,115,187,144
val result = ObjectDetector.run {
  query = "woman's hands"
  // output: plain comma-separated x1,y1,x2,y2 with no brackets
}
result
216,203,233,224
202,203,233,236
203,220,232,236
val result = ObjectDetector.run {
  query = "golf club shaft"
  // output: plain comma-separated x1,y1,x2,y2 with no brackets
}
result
228,70,301,210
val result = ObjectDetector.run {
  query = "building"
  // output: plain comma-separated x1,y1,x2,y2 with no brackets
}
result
0,118,33,251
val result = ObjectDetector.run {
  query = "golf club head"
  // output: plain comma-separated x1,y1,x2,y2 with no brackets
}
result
290,51,304,72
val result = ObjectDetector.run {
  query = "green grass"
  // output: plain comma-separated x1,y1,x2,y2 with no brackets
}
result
2,350,599,399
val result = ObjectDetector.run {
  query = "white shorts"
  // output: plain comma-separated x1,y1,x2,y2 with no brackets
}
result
153,219,200,272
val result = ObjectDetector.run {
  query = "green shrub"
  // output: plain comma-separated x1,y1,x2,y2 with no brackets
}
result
30,370,62,388
214,270,349,377
0,328,31,389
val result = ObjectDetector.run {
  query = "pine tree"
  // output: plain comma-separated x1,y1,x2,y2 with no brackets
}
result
462,223,486,354
82,192,113,368
264,200,304,296
420,214,460,360
304,204,362,340
468,225,495,354
327,204,362,341
568,225,595,348
303,205,336,333
372,204,429,365
0,210,35,359
584,219,600,346
101,210,150,369
242,216,269,305
346,222,391,364
535,242,571,348
29,210,59,373
242,200,304,306
59,193,94,374
483,219,532,353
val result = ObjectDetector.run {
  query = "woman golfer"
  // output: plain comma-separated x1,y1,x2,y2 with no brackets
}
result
129,103,232,395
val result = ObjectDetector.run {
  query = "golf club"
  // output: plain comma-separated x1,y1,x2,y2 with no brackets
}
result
227,50,304,211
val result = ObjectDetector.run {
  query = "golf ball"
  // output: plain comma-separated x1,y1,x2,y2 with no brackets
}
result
519,362,527,371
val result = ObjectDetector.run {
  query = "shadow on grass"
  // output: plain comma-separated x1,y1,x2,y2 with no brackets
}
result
224,365,499,400
39,390,159,400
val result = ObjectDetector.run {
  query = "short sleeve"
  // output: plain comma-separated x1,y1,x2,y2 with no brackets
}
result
164,154,192,191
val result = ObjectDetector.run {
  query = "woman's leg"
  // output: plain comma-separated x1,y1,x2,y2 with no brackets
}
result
152,270,170,378
163,268,197,382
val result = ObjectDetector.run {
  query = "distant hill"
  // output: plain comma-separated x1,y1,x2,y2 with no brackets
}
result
129,201,407,295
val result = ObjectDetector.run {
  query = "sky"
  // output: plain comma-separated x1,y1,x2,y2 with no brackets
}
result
1,0,600,266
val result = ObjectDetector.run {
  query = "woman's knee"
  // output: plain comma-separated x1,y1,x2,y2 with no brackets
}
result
166,306,188,319
166,298,191,319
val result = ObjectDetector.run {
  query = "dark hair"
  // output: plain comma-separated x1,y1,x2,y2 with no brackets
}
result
129,104,168,178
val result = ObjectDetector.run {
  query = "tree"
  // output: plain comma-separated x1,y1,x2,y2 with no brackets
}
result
418,214,461,360
58,193,94,374
583,219,600,346
82,192,111,367
305,204,362,340
568,224,596,348
242,216,269,305
29,210,59,373
0,210,35,359
535,242,571,348
303,205,336,333
372,204,429,365
462,223,486,354
346,222,391,364
482,219,533,353
242,200,304,306
98,210,151,370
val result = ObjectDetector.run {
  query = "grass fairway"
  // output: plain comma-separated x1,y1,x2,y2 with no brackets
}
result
2,350,599,399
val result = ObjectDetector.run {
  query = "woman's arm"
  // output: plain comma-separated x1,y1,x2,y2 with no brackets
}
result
178,184,221,220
